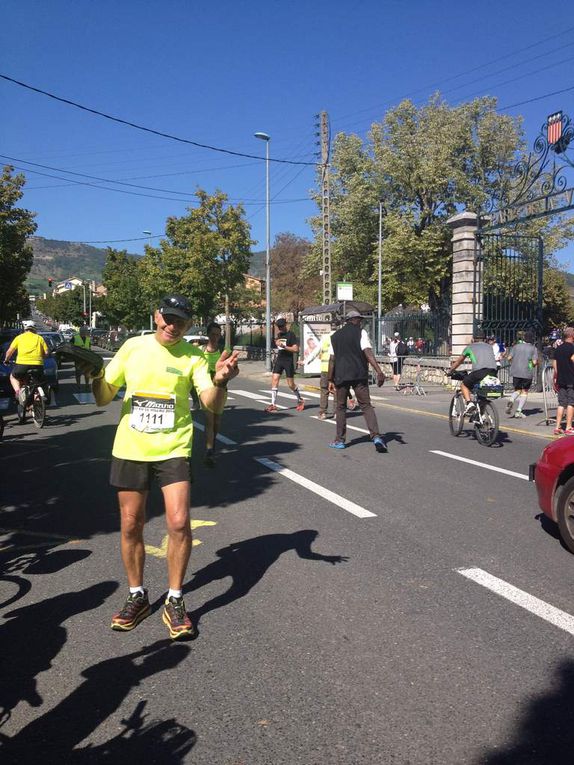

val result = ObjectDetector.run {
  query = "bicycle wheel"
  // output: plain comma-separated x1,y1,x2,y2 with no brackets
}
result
474,399,499,447
448,394,464,436
32,391,46,428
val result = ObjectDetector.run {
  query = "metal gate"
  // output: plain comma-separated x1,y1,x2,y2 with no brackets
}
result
473,232,543,347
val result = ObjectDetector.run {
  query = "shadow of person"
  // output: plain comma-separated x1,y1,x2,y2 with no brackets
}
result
23,548,92,575
71,700,196,764
0,580,118,728
479,658,574,764
0,639,191,763
183,530,348,629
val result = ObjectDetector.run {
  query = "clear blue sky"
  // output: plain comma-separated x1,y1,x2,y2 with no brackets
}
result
1,0,573,266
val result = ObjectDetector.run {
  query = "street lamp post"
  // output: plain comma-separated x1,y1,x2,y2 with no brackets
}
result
254,132,271,372
377,201,385,351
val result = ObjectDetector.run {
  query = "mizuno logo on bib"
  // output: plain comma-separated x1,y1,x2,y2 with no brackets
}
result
130,391,176,432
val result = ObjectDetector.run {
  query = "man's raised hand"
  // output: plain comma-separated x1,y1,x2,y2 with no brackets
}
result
213,349,240,385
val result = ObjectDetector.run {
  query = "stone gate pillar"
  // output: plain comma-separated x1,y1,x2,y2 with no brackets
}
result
447,211,479,357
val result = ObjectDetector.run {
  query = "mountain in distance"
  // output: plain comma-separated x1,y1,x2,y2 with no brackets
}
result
26,237,118,295
26,237,267,295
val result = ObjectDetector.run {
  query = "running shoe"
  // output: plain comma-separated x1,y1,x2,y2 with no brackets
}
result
505,401,514,415
347,398,357,410
162,596,195,640
553,427,564,436
264,404,278,413
295,400,305,412
328,440,346,449
318,412,333,420
111,590,150,632
203,449,215,468
464,402,477,415
373,436,388,453
513,411,526,419
565,428,574,436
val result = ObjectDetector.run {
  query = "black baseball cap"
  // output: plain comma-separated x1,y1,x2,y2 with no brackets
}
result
276,318,287,327
158,295,192,320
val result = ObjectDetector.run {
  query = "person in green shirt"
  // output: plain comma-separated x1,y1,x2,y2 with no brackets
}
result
72,326,91,388
82,295,239,640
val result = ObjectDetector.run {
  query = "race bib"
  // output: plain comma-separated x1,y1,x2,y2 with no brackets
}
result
129,391,176,432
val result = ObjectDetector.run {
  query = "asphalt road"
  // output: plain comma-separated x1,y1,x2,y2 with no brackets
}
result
1,358,573,764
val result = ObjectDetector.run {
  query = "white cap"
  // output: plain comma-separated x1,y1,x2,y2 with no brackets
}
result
394,331,400,337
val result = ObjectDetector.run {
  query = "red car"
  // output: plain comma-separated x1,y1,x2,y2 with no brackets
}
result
531,437,574,553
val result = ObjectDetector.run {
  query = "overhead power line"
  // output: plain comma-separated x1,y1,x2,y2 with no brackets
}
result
0,153,309,201
0,73,316,167
497,83,574,111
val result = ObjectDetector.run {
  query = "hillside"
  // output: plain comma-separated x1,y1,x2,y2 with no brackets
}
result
26,237,116,295
26,237,267,295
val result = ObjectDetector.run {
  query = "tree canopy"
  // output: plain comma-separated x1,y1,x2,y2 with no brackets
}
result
0,166,37,324
310,95,574,324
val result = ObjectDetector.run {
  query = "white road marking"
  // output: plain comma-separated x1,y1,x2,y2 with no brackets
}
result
254,457,376,518
310,415,370,435
457,567,574,636
431,450,529,481
193,421,237,446
231,389,287,409
260,388,319,400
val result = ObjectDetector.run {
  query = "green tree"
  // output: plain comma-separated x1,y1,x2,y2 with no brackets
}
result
310,95,572,313
271,232,321,314
139,190,254,322
0,166,37,324
102,249,149,329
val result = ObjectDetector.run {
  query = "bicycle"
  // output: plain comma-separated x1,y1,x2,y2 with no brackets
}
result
16,368,47,428
447,371,500,447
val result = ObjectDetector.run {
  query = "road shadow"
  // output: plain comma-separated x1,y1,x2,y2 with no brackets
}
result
535,512,573,554
0,639,192,763
0,581,118,729
180,529,347,629
477,658,574,764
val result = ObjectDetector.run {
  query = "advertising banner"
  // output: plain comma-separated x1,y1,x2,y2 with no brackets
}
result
302,321,331,374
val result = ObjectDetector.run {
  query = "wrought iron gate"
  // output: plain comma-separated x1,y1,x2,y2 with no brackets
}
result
473,232,543,347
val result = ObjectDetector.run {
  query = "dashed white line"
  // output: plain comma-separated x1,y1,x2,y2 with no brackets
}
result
431,450,529,481
254,457,376,518
231,389,287,409
193,421,237,446
457,567,574,636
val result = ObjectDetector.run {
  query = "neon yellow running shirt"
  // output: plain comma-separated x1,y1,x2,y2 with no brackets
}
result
104,335,212,461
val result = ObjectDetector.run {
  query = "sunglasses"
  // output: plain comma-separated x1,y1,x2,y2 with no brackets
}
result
162,297,190,311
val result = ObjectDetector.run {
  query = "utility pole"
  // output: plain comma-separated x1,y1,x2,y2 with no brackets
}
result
317,111,332,305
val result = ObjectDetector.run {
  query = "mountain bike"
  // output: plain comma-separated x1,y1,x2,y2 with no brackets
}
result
447,371,500,447
16,368,47,428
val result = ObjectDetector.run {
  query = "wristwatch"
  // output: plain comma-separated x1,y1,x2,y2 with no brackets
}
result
213,379,227,389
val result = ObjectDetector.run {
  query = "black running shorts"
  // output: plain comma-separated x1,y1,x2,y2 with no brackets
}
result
272,355,295,378
110,457,192,490
462,368,497,389
513,377,533,391
12,363,44,382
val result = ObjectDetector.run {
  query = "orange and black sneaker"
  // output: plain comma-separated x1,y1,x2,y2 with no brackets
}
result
162,596,196,640
264,404,278,413
295,400,305,412
111,590,151,631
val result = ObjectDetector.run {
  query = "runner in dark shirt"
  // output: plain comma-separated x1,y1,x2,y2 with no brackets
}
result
265,318,305,413
552,327,574,435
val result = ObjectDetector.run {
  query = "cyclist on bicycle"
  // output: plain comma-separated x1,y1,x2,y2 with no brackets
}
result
447,329,497,415
3,321,48,404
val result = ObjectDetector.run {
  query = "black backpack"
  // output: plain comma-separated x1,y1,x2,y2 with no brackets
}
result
397,340,408,357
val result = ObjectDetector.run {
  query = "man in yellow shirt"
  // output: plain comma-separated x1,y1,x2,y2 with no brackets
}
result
4,322,48,404
85,295,239,640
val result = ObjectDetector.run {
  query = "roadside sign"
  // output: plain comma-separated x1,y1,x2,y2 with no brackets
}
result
336,282,353,300
64,281,72,289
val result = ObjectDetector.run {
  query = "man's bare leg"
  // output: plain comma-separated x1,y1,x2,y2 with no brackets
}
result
118,490,147,586
162,481,192,591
